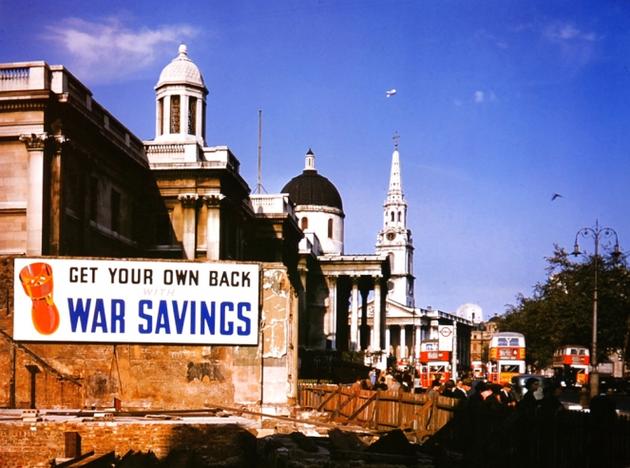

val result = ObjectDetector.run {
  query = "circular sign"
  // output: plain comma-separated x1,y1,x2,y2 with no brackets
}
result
439,327,452,337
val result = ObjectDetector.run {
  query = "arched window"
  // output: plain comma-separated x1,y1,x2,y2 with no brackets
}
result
301,217,308,230
398,211,401,222
188,97,197,135
327,218,333,238
170,95,180,133
390,211,395,222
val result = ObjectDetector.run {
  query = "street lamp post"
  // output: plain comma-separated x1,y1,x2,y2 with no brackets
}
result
572,220,621,398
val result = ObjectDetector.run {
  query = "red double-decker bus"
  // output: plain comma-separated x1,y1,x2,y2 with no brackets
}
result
552,345,590,387
418,342,451,388
487,332,526,385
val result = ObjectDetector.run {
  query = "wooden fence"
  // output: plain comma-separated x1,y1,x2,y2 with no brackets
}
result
298,383,457,441
298,383,630,467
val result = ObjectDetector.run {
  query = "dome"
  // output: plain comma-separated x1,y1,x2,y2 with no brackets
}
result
281,149,343,211
156,44,206,89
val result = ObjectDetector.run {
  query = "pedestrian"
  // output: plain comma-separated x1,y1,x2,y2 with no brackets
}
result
517,377,540,417
538,382,563,418
442,379,456,397
498,381,517,409
369,368,377,388
452,378,472,399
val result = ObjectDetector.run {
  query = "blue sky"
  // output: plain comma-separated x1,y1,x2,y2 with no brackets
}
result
2,1,630,318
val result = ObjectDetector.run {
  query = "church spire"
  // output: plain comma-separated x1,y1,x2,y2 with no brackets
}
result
375,133,414,307
387,132,404,205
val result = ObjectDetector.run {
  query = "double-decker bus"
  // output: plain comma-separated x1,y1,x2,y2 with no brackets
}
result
552,345,590,387
418,341,451,388
487,332,526,384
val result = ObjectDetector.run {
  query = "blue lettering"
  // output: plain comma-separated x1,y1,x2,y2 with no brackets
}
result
155,301,171,334
200,302,215,334
172,300,187,334
190,301,196,334
111,299,125,333
237,303,251,336
220,302,234,335
67,298,90,332
91,299,108,333
138,300,153,334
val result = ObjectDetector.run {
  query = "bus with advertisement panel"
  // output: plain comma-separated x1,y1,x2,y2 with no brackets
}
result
418,341,452,388
552,345,590,387
487,332,526,384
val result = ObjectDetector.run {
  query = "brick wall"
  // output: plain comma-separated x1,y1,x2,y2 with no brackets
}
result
0,256,297,411
0,420,256,467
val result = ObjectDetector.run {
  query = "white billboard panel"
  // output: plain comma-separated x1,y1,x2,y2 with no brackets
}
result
13,258,260,345
438,325,454,351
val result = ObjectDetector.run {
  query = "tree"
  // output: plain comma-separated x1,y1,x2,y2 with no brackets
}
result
497,245,630,371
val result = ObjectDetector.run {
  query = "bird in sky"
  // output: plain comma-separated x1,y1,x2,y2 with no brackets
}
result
551,193,563,201
386,89,397,98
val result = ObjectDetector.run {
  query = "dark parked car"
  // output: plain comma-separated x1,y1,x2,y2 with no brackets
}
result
511,374,553,401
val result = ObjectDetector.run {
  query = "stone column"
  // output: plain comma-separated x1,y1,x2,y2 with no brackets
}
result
20,133,48,255
372,278,381,352
178,193,198,259
350,277,359,351
451,322,458,382
360,286,369,349
49,135,67,255
385,327,391,357
181,94,189,136
204,193,223,260
327,276,337,349
415,325,421,359
163,95,171,136
196,97,204,140
400,326,406,359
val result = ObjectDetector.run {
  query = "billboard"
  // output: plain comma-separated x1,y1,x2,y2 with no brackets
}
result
13,258,260,345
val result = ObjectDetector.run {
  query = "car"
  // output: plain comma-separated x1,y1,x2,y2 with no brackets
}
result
510,374,553,401
598,376,629,395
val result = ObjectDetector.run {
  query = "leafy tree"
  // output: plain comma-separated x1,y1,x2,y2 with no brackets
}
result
497,245,630,371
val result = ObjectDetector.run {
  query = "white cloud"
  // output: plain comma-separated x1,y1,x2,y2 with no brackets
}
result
473,90,495,104
543,21,599,68
45,17,199,83
544,22,598,43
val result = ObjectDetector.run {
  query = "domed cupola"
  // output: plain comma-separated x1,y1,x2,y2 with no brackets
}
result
154,44,208,145
282,148,343,211
157,44,206,89
282,149,345,255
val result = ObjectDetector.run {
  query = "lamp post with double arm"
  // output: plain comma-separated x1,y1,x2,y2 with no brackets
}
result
572,220,622,398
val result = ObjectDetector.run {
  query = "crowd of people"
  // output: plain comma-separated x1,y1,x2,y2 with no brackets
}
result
351,368,622,466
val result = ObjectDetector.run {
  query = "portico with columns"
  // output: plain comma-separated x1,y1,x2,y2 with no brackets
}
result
318,255,390,355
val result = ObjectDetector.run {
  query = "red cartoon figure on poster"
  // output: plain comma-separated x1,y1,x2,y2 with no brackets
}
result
19,262,60,335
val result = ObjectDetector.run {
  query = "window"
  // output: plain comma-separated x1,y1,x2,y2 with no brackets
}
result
188,97,197,135
498,338,508,346
301,217,308,230
111,189,121,232
170,95,180,133
327,218,333,238
398,211,401,222
508,338,519,346
89,177,98,221
390,211,394,222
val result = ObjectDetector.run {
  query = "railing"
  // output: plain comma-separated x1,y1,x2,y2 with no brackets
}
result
298,383,458,442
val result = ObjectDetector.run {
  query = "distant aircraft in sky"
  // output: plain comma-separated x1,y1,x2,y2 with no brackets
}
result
386,89,397,98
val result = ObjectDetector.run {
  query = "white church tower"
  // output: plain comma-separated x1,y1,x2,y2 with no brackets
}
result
375,135,415,307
